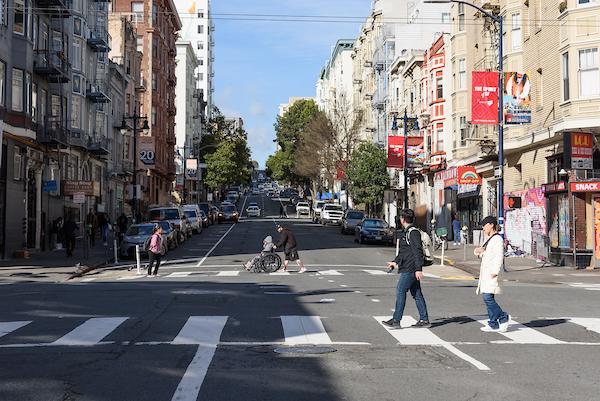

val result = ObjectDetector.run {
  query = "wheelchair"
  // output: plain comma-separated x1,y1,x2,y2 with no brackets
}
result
249,251,282,273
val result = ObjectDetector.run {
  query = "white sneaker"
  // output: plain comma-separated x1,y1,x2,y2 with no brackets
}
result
499,315,511,332
480,325,501,333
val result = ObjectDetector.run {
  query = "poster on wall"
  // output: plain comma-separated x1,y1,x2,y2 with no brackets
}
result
594,197,600,265
558,196,570,248
472,71,499,124
503,72,531,124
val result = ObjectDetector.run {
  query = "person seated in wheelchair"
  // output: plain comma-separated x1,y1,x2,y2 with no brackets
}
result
244,235,275,271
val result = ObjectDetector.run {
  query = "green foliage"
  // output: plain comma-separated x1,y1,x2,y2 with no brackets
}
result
265,150,291,183
204,141,250,190
346,142,389,208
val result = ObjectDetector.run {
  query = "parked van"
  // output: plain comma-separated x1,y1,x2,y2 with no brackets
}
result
182,204,203,234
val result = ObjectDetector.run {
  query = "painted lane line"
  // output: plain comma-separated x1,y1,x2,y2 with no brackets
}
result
340,284,348,288
548,317,600,335
423,272,441,279
317,270,343,276
328,280,335,283
170,316,227,401
117,275,145,281
216,271,240,277
196,223,237,267
471,316,563,344
167,272,193,278
363,269,388,275
264,292,293,295
52,317,128,346
375,316,490,371
0,321,31,338
269,272,290,276
371,299,381,303
281,316,333,345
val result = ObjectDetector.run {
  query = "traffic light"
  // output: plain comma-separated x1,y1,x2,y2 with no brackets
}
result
507,196,522,209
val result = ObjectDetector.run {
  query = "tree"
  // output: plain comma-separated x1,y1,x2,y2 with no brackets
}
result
266,150,289,182
346,142,389,215
204,141,250,190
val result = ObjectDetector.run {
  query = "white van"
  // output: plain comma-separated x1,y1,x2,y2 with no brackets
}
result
182,204,203,234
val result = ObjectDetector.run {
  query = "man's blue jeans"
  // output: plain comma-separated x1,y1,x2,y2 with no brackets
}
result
482,293,509,329
393,272,429,322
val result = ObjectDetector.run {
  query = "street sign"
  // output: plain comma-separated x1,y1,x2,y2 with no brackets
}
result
73,193,86,204
494,166,502,178
42,180,57,192
507,196,522,209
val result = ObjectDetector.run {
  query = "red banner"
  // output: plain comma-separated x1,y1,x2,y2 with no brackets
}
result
387,136,404,168
387,135,426,168
457,166,482,185
471,71,499,125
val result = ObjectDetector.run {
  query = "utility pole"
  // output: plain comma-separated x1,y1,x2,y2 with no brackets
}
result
403,109,419,209
121,115,149,224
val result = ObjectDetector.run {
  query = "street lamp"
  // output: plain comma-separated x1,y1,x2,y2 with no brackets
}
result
424,0,505,231
120,115,149,223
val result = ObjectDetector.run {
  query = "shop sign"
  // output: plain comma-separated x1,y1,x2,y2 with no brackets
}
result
62,180,96,196
42,180,58,192
457,166,482,185
570,181,600,192
73,192,86,204
542,181,566,193
434,166,457,188
571,133,593,170
472,71,499,125
594,197,600,263
429,152,446,172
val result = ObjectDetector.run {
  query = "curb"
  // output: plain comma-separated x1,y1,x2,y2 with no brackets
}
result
67,257,115,280
433,255,479,277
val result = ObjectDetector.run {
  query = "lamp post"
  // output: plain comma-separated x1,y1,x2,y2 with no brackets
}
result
424,0,505,230
120,115,149,224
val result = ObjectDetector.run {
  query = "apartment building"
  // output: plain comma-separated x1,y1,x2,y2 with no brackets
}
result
112,0,181,207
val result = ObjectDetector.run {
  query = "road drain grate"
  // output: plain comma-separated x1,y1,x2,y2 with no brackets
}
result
274,345,337,355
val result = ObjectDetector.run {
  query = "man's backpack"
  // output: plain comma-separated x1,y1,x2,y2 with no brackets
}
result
406,227,434,266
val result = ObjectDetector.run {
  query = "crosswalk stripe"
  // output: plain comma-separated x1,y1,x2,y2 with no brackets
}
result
471,316,563,344
167,272,193,278
170,316,228,401
269,272,290,276
216,271,240,277
281,316,332,345
172,316,229,345
563,318,600,335
317,270,343,276
374,316,490,371
51,317,128,346
0,321,31,338
363,269,387,275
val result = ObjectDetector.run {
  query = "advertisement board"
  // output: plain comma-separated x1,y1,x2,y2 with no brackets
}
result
62,180,96,196
387,136,404,168
137,136,156,169
457,166,482,185
594,197,600,264
503,72,531,124
387,135,426,168
570,132,593,170
472,71,499,125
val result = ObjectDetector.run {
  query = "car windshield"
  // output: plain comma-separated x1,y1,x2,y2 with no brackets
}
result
222,206,236,213
347,212,365,219
198,204,209,213
149,209,180,220
157,221,171,232
184,210,197,218
126,225,154,236
297,203,308,207
325,205,343,211
363,220,388,229
316,202,325,208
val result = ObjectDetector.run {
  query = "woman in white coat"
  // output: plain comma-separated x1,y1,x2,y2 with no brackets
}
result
474,216,511,333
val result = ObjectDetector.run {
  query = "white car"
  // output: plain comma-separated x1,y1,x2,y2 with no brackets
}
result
252,188,260,195
296,202,310,216
313,201,326,222
321,204,344,225
246,205,261,217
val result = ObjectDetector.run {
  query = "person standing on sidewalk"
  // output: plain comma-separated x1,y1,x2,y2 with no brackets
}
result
452,214,461,246
97,212,110,246
117,213,128,243
274,224,306,273
63,216,78,257
85,209,97,247
147,225,164,277
382,209,430,329
475,216,510,333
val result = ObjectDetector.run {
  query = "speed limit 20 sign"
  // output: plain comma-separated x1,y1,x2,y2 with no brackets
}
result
138,137,156,167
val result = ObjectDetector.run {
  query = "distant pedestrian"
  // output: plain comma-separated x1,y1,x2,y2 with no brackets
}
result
274,224,305,273
117,213,128,242
63,216,78,257
383,209,430,329
279,204,287,218
452,215,461,246
85,209,97,247
51,217,64,250
475,216,510,333
97,212,110,246
147,225,164,277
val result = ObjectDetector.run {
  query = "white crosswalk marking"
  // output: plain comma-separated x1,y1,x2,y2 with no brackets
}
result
167,272,193,278
171,316,228,401
472,316,563,344
281,316,332,345
172,316,229,345
317,270,343,276
0,321,31,338
269,271,290,276
563,318,600,335
363,269,388,275
52,317,128,346
216,271,240,277
374,316,490,371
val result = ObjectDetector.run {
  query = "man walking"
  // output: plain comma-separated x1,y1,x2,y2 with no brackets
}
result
383,209,430,329
85,209,97,247
274,224,306,273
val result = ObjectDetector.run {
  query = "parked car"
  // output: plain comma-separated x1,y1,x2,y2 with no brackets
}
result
209,206,220,223
341,210,366,235
198,202,216,225
320,204,344,225
296,202,311,217
227,190,239,201
120,223,167,258
218,204,239,223
150,220,178,249
246,205,261,217
313,201,326,222
252,188,260,195
147,206,192,242
225,195,237,204
355,218,395,245
182,205,203,234
198,210,210,228
290,195,304,205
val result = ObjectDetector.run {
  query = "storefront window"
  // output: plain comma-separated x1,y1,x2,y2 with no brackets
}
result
549,194,570,249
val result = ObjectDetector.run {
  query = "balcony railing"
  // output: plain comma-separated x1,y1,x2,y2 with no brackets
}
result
37,0,72,16
88,135,110,156
70,131,89,149
135,77,147,92
88,27,111,52
33,50,71,83
87,80,111,103
36,119,70,147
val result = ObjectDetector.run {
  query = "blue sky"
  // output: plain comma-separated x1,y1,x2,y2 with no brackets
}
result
212,0,372,168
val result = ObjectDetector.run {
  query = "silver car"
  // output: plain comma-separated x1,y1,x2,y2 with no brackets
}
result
341,210,365,234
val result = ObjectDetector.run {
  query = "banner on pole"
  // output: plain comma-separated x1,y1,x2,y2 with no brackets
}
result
503,72,532,124
185,158,198,180
137,136,156,169
387,135,426,168
472,71,499,125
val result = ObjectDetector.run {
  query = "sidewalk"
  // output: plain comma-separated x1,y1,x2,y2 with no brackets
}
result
433,243,600,285
0,239,116,283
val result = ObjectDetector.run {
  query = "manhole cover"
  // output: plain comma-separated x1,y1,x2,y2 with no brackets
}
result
274,345,337,355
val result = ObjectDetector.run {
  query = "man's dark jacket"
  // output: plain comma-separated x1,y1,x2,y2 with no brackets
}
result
393,225,424,273
275,229,297,251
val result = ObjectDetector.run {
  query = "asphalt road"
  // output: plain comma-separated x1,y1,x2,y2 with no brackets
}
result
1,193,599,401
